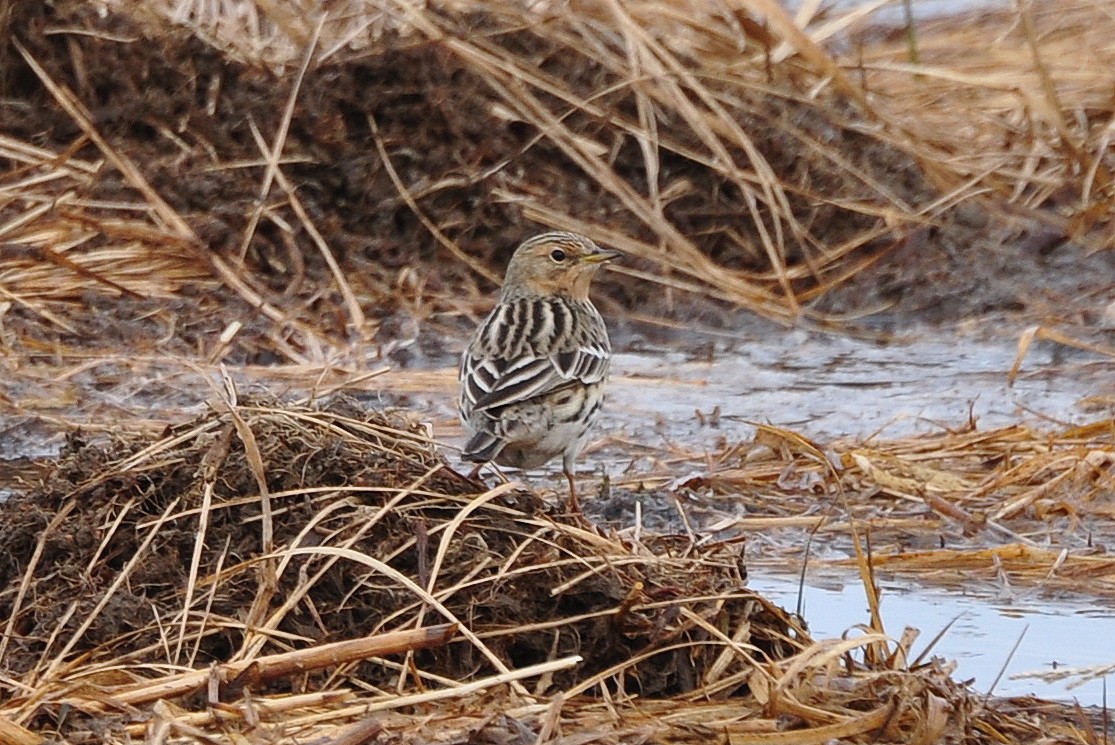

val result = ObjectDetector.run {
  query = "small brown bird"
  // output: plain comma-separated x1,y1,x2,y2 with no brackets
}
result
458,231,619,512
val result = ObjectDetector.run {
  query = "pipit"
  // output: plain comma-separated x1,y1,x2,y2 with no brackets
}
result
458,231,619,512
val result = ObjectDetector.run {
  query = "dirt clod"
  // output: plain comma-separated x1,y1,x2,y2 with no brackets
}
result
0,395,795,738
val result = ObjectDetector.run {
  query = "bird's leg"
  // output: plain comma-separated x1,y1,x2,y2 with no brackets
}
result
564,466,582,514
466,463,485,481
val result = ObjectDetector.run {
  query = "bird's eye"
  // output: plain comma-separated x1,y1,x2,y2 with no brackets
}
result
549,248,567,262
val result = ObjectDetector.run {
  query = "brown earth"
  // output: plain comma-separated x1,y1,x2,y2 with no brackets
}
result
4,1,1110,367
0,395,801,740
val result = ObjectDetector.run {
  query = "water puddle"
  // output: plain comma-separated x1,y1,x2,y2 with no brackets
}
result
748,568,1115,706
602,328,1114,708
784,0,1011,29
605,329,1111,446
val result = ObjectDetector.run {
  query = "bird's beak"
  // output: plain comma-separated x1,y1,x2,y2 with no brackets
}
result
581,247,621,264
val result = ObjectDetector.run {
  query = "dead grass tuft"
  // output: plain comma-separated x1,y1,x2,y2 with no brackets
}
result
4,0,1111,362
670,417,1115,596
0,395,800,741
1,396,1103,743
854,0,1115,251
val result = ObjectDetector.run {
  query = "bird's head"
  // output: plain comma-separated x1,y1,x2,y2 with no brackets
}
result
501,231,620,300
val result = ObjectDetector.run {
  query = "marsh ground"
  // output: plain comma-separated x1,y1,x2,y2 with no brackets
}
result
2,0,1114,741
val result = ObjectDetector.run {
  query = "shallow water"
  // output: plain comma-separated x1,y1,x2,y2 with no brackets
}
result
749,568,1115,706
783,0,1008,27
604,328,1111,447
602,328,1114,707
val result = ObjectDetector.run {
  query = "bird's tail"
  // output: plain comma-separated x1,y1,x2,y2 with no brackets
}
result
461,429,504,463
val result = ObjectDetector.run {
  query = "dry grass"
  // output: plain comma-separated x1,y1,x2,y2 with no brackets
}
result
647,416,1115,597
853,0,1115,250
1,0,1112,361
0,394,1106,744
0,134,210,328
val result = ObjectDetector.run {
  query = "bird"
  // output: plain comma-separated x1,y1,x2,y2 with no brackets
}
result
458,231,619,513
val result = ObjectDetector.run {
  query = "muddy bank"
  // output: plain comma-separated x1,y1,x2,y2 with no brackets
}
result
5,1,1110,367
0,395,804,739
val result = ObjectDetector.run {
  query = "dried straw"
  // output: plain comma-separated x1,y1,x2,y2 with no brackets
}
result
1,395,1102,743
7,0,1108,361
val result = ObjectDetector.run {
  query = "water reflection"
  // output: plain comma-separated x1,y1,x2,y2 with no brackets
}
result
606,332,1109,445
749,568,1115,706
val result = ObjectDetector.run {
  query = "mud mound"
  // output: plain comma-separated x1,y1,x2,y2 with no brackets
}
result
0,0,1027,363
0,396,797,736
1,399,1102,744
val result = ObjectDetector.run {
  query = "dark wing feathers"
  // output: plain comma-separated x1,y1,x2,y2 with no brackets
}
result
459,296,610,416
469,357,554,411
